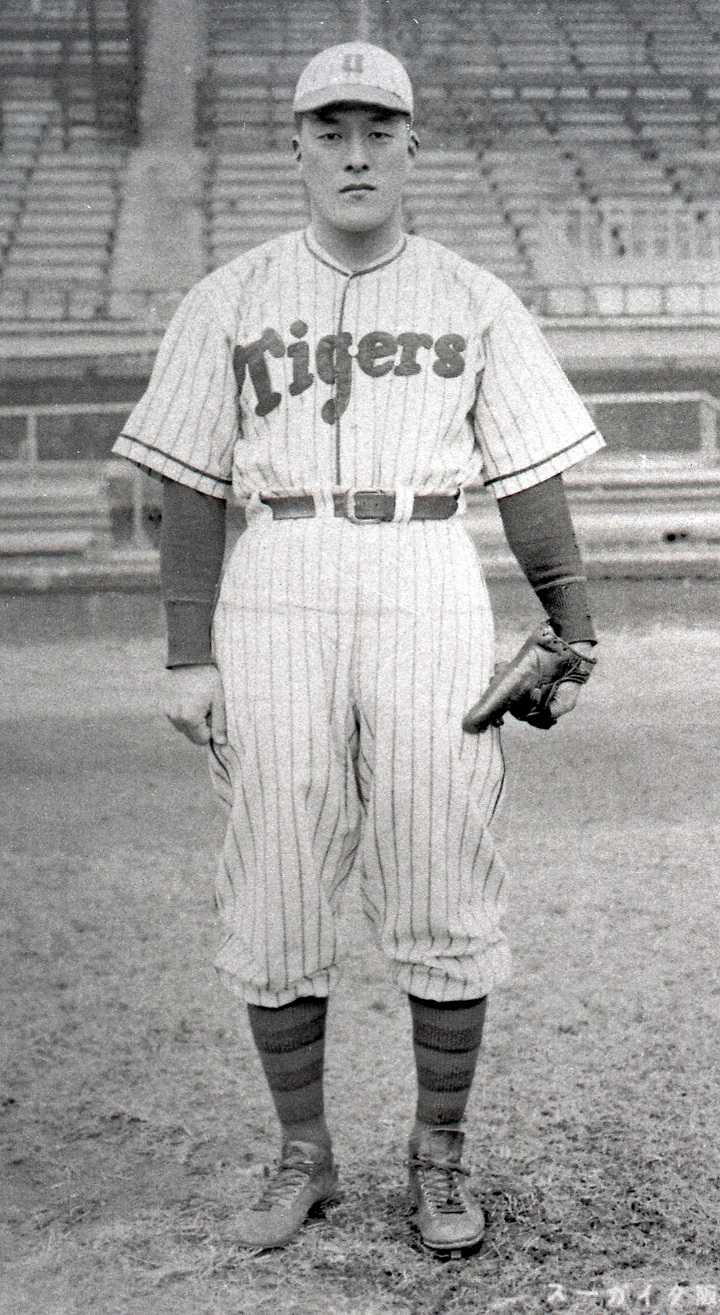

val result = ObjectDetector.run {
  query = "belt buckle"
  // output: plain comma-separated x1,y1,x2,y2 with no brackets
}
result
345,489,389,525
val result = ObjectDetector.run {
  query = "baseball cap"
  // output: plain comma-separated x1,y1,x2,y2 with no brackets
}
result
293,42,413,117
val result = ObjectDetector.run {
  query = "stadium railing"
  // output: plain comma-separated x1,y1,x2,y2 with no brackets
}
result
560,203,720,263
533,201,720,315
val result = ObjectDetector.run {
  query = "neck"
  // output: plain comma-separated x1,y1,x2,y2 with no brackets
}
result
309,213,404,271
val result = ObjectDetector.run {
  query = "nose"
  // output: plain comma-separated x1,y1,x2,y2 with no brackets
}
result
344,132,370,172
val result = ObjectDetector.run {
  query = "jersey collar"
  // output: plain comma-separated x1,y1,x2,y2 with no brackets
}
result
304,227,407,276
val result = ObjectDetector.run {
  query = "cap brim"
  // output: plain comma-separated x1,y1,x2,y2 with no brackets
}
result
293,84,411,115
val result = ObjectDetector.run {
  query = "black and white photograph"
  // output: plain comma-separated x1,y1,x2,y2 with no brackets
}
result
2,2,719,1312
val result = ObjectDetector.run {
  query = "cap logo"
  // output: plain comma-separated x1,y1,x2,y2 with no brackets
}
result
342,52,364,74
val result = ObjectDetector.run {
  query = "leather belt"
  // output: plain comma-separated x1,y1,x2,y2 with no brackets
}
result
260,491,459,523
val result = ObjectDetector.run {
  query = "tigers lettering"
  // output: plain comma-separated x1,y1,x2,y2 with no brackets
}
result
287,320,314,397
233,328,286,418
232,325,467,421
315,332,353,424
356,330,397,378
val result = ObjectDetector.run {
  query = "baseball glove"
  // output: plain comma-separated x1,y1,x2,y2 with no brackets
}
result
462,622,597,734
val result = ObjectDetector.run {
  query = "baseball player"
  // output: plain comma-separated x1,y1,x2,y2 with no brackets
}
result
113,43,603,1256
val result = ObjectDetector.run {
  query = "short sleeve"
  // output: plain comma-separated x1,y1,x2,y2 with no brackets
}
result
472,289,604,499
112,285,237,500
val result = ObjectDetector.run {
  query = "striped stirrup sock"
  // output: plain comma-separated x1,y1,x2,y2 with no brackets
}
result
247,996,328,1136
409,994,488,1127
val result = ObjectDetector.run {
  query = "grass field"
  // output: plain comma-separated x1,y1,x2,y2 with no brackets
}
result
1,619,719,1315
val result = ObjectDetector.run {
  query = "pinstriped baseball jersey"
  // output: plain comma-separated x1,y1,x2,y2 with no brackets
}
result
112,229,604,502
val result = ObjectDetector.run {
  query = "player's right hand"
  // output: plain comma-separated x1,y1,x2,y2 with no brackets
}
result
162,664,227,747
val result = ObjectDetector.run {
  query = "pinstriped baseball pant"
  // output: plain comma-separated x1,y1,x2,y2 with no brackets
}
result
210,512,512,1007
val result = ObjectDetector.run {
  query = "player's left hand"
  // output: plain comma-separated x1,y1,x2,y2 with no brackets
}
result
544,641,595,722
545,680,582,721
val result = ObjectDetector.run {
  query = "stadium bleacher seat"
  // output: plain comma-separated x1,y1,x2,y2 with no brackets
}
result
574,149,675,201
404,150,531,285
0,144,123,316
208,152,307,264
0,1,135,322
195,0,720,309
481,146,584,268
208,0,346,57
2,0,720,325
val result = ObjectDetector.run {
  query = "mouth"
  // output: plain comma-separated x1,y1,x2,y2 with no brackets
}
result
339,184,376,194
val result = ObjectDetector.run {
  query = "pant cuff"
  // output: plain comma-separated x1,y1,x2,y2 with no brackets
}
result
394,943,512,1001
215,964,339,1008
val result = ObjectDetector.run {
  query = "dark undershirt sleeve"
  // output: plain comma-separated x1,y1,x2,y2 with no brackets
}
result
159,477,227,668
496,473,597,644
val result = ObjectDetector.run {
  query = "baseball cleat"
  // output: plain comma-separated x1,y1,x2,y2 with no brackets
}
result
408,1127,484,1257
235,1139,339,1249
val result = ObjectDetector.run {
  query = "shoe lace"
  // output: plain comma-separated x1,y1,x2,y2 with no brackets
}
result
411,1155,471,1215
251,1162,313,1212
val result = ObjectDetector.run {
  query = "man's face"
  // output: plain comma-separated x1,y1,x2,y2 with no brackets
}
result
294,105,417,237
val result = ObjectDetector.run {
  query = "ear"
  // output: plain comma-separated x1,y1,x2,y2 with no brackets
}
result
292,136,302,165
407,128,419,161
